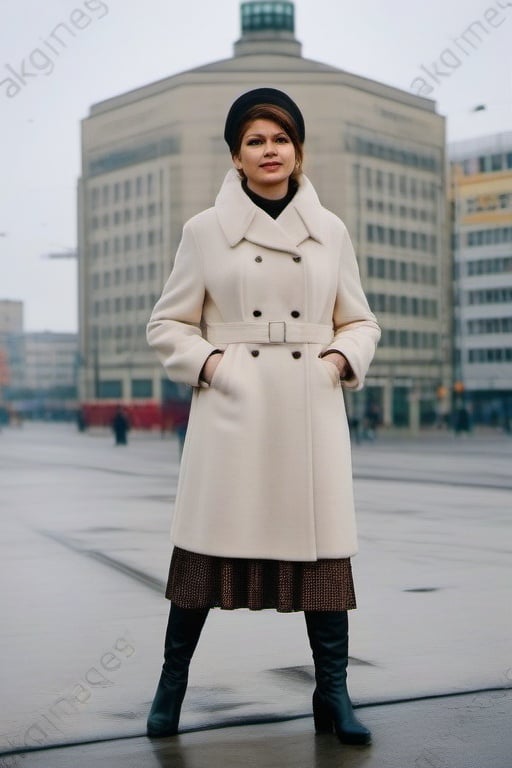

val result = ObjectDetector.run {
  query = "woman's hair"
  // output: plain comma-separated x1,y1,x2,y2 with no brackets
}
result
231,104,304,184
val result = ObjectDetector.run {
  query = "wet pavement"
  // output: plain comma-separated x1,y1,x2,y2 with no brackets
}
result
0,423,511,766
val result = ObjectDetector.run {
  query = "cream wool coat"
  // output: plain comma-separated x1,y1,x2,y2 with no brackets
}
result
147,169,380,561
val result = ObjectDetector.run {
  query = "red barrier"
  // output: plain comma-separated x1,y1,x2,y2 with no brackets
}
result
80,401,187,431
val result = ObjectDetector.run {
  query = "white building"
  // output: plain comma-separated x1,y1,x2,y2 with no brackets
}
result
21,332,78,394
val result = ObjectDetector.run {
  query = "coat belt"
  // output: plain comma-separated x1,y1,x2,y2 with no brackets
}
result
206,321,334,345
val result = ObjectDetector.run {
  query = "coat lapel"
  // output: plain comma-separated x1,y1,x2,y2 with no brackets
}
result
215,169,327,255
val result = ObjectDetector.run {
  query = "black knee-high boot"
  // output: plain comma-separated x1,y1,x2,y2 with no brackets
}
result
304,610,371,745
147,603,209,737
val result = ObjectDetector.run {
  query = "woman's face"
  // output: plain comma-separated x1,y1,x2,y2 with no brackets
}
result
233,119,296,199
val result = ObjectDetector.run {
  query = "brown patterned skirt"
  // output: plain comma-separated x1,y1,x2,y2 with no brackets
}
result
166,547,356,613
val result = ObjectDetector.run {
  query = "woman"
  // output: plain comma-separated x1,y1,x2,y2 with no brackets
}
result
146,88,380,745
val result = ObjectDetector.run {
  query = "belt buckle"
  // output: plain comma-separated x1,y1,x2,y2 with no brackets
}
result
268,321,286,343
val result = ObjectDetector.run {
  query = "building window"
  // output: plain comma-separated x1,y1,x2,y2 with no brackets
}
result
124,180,131,200
98,380,122,398
136,176,143,196
131,378,153,398
491,154,503,171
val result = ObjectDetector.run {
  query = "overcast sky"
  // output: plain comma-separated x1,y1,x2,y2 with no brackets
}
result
1,0,511,332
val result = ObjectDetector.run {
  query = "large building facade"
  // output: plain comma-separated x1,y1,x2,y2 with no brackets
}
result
78,0,449,427
450,131,512,426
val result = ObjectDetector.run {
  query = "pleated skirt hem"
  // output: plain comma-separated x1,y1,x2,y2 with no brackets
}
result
166,547,357,613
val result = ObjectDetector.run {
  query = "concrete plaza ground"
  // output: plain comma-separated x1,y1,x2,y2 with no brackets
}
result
0,423,511,767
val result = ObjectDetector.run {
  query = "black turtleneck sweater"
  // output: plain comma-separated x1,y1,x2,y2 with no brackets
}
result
242,179,298,219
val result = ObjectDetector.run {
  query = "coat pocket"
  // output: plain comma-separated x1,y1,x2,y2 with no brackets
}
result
318,357,341,387
208,351,227,390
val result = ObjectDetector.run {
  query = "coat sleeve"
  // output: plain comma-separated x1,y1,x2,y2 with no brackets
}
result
146,221,218,387
323,224,381,391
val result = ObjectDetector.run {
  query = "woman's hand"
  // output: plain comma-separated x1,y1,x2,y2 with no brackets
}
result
321,352,350,380
200,351,223,385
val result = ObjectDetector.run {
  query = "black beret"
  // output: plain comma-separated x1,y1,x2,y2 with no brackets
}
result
224,87,305,151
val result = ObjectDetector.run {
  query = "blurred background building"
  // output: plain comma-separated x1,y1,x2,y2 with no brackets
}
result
450,131,512,430
78,0,450,429
0,298,78,422
0,300,24,422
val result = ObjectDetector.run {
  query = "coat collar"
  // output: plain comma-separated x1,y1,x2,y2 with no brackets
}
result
215,169,327,254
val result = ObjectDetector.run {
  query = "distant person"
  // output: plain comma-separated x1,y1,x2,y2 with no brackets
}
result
454,405,470,435
111,406,129,445
76,409,87,433
146,88,380,745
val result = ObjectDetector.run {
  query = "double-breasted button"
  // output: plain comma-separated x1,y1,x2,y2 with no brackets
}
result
253,309,262,317
292,351,302,359
293,256,302,263
251,350,260,357
255,255,262,263
291,310,301,318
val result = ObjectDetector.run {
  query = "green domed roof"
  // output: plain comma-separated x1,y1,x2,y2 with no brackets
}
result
241,2,295,33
